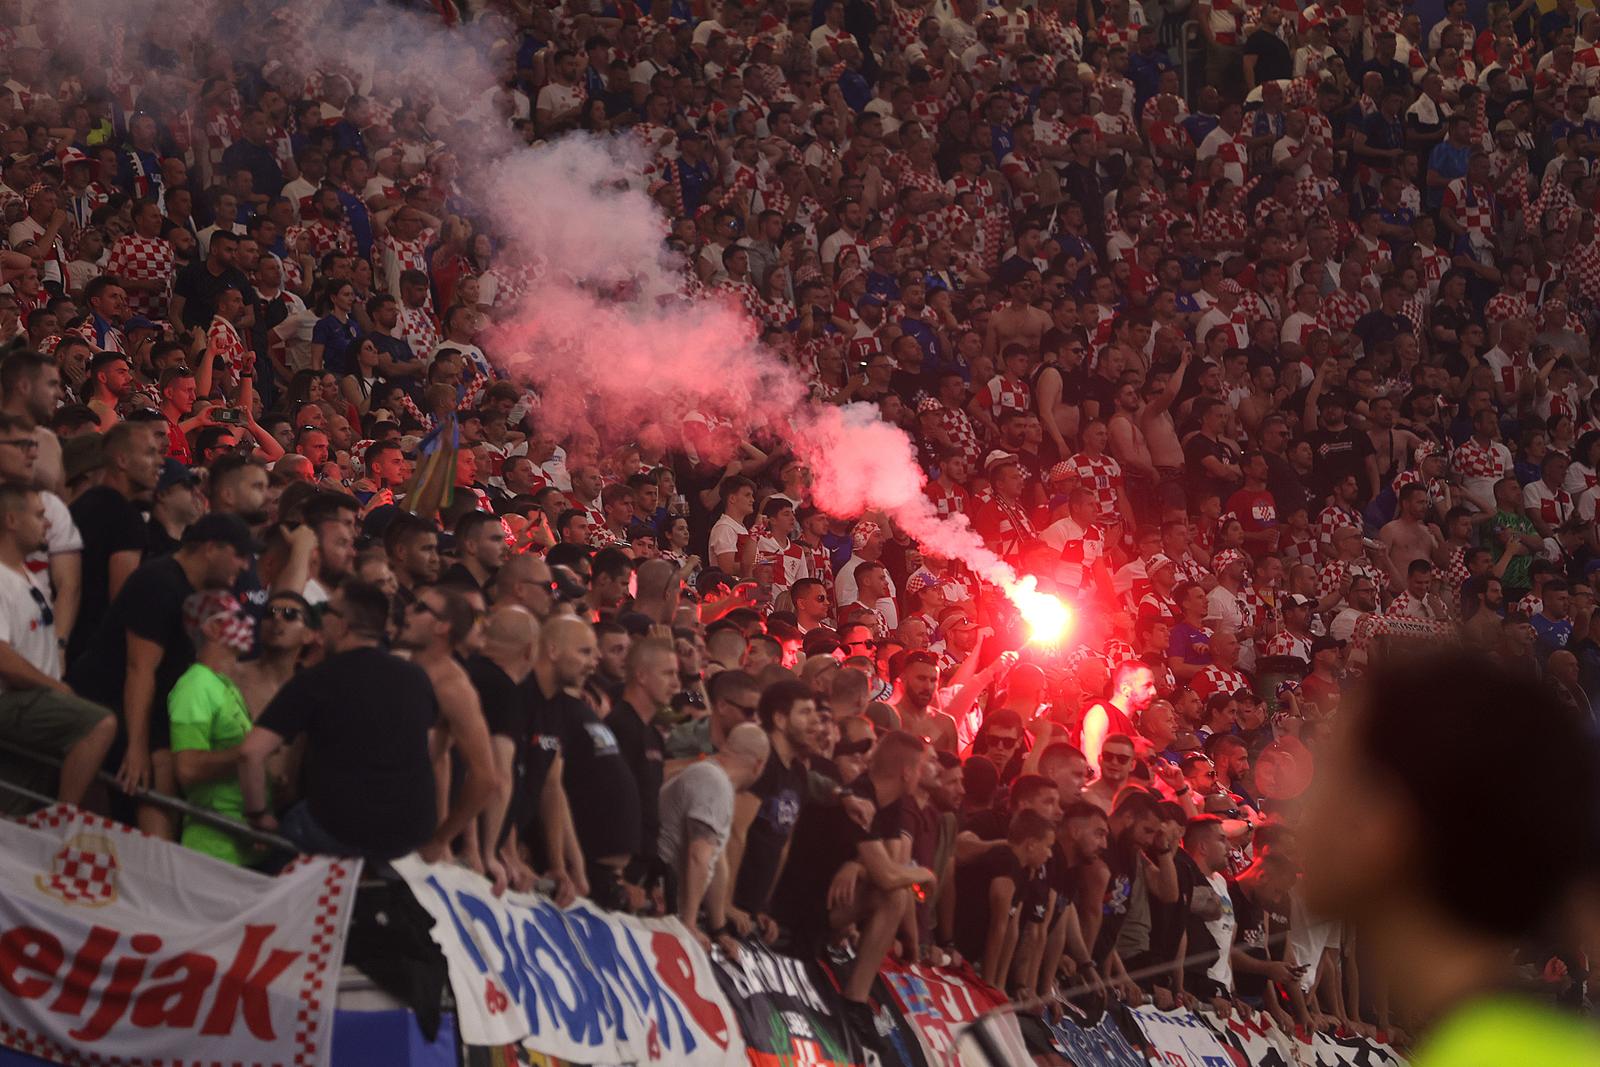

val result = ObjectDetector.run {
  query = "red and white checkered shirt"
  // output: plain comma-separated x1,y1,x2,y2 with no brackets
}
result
1060,452,1124,525
1281,528,1319,569
289,219,357,259
1484,291,1532,325
801,539,834,595
1317,287,1369,334
1191,663,1251,700
1138,590,1180,621
1452,437,1513,481
105,234,175,318
1318,557,1382,600
207,315,248,378
1262,629,1312,663
1295,174,1343,223
982,374,1030,420
926,480,970,519
376,227,436,297
1442,178,1496,248
397,304,440,358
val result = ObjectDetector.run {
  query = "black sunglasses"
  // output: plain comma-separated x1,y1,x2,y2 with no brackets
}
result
28,585,52,628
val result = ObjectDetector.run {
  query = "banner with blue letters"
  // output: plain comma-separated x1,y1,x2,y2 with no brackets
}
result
394,858,744,1067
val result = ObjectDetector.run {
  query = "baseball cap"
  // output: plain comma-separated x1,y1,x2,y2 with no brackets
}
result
1494,119,1518,135
1146,552,1176,573
856,293,886,308
1310,635,1346,655
1283,593,1314,610
906,568,946,595
156,458,198,494
181,512,263,555
983,449,1019,474
125,316,161,333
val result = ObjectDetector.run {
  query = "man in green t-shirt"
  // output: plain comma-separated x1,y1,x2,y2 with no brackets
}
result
1299,650,1600,1067
1487,476,1543,597
168,590,258,866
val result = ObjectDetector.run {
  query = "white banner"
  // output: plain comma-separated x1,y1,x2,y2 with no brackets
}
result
395,856,745,1066
1128,1004,1238,1066
0,804,359,1067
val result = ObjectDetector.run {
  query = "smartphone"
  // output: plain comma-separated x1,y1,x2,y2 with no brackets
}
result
213,408,243,425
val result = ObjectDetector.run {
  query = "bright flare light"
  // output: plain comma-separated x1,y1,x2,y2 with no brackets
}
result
1007,576,1073,647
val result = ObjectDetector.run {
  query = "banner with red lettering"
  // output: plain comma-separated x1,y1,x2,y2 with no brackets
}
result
0,804,359,1067
394,857,745,1066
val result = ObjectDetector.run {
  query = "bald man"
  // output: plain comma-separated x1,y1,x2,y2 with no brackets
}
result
530,615,640,908
658,720,770,954
630,558,681,622
492,552,556,619
471,606,575,902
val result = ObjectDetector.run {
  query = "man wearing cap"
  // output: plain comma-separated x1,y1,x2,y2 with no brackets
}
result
67,422,162,664
835,520,899,630
0,483,114,815
146,458,205,557
974,450,1040,563
1262,593,1315,665
68,512,255,838
1137,553,1181,621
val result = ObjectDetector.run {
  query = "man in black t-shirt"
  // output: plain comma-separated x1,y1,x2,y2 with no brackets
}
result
239,580,440,861
1184,399,1243,506
1227,849,1303,1017
66,421,162,663
1040,801,1110,998
608,636,678,896
729,678,819,929
527,615,640,910
1242,5,1292,84
468,607,576,903
1307,391,1379,502
769,731,936,1010
170,230,256,331
952,810,1055,988
68,512,254,837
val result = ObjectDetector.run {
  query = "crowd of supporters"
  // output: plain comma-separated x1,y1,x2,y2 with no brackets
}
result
0,0,1595,1051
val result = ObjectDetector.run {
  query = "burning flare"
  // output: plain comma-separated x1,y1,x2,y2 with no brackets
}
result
1007,577,1073,647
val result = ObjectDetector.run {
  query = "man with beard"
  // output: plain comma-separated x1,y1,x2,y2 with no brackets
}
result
298,492,358,605
1083,731,1138,813
727,679,818,937
1080,658,1158,772
230,590,316,717
894,649,957,752
1039,800,1111,999
1076,789,1174,1003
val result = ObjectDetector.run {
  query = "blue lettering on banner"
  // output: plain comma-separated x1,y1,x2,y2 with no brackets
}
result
423,874,711,1059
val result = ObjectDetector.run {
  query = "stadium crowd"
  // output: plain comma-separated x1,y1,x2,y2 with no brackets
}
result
0,0,1594,1052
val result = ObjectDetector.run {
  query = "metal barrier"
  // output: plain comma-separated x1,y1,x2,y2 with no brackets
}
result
1178,20,1202,99
0,736,301,855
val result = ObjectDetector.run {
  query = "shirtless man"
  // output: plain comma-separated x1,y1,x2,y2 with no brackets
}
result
1367,394,1423,485
231,590,316,716
984,264,1052,359
1108,379,1158,490
395,583,499,875
1379,482,1442,583
1082,732,1137,812
1034,330,1087,458
894,650,958,753
1139,347,1191,506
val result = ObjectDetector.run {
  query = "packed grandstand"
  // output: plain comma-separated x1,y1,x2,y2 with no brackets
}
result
0,0,1595,1063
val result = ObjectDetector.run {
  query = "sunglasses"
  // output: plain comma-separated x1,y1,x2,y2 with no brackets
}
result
726,700,758,718
28,585,52,628
1101,751,1134,765
267,604,306,623
988,734,1020,749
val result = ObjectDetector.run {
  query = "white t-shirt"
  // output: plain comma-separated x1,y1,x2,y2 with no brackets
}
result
0,559,59,688
29,492,82,578
1203,870,1238,991
833,556,899,629
273,308,320,373
708,514,749,562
